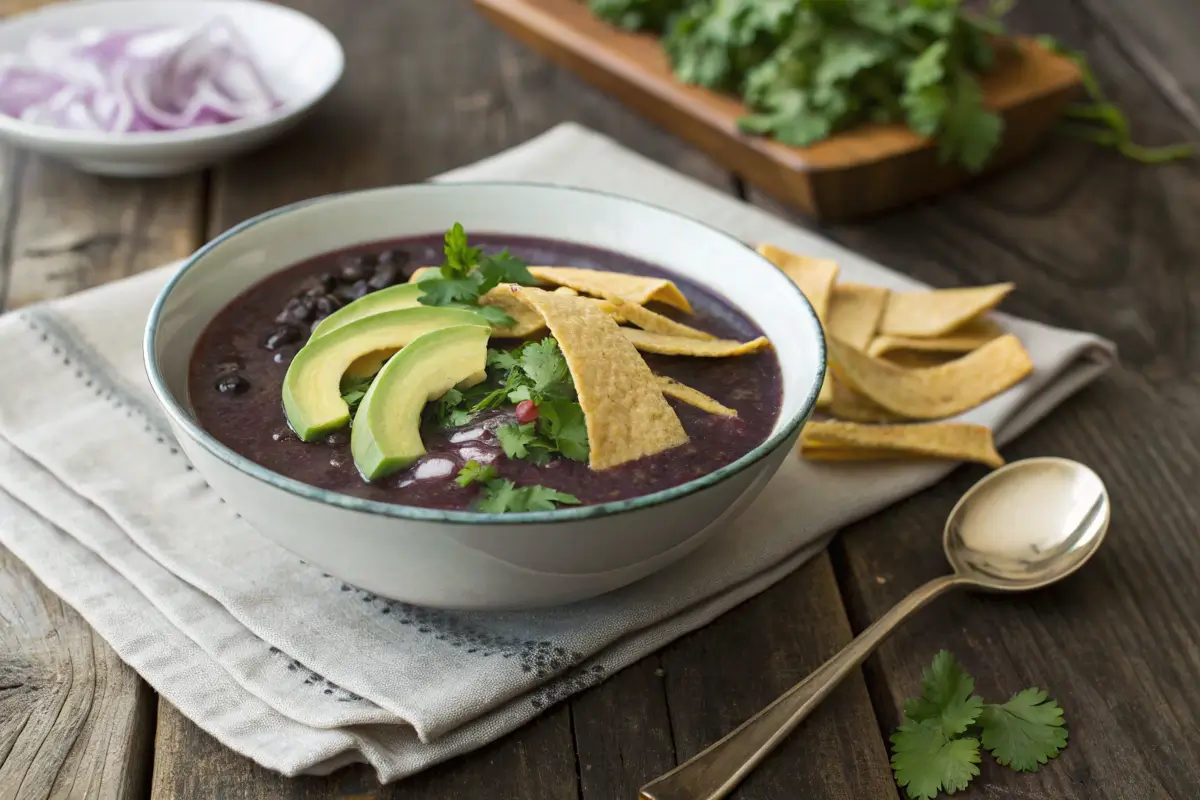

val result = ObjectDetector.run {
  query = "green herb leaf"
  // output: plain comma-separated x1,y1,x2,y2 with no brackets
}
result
456,459,498,488
476,249,538,292
537,398,590,463
519,338,574,400
979,689,1068,772
476,477,580,513
442,222,482,279
496,422,538,461
340,375,374,418
904,650,984,738
416,224,533,325
890,719,981,800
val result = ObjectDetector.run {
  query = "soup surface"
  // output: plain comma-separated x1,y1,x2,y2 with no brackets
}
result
189,234,784,510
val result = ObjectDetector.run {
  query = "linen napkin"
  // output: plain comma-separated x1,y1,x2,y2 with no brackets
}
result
0,124,1115,782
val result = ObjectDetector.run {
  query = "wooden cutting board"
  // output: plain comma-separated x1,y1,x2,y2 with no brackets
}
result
474,0,1083,222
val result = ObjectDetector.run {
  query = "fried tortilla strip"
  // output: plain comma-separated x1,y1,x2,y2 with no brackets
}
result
800,420,1004,468
607,296,714,340
827,283,889,351
878,284,1014,338
621,328,771,357
528,267,692,313
656,375,737,417
868,318,1002,358
511,287,687,470
827,377,907,423
757,244,839,407
828,335,1033,420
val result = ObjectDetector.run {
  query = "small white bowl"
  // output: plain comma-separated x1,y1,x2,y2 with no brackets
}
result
144,184,826,609
0,0,343,177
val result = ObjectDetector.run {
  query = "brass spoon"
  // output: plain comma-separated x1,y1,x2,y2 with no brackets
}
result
640,457,1110,800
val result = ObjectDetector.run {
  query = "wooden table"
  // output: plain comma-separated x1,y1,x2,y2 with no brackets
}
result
2,1,1199,797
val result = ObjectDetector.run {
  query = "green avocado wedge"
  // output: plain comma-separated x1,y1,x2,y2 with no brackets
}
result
351,324,490,481
282,307,489,442
309,283,425,340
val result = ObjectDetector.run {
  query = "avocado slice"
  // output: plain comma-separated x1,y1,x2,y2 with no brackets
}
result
310,283,425,340
351,324,490,481
282,306,489,441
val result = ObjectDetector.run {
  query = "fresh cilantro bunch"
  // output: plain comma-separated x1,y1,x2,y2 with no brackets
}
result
456,459,580,513
891,651,1068,799
416,223,539,326
592,0,1192,170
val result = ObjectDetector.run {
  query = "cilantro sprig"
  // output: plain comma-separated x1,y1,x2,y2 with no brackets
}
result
890,651,1068,799
591,0,1192,170
416,223,539,326
340,375,374,419
455,460,580,513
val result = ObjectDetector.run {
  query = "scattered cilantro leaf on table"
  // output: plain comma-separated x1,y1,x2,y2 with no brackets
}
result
979,688,1068,771
456,459,498,488
890,651,1068,799
475,477,580,513
416,223,539,325
890,719,981,800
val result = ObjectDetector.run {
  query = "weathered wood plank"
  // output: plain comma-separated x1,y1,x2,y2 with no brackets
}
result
749,1,1200,797
0,541,156,799
660,556,898,800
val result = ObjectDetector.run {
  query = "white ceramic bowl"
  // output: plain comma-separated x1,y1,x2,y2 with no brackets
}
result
0,0,343,177
144,184,825,609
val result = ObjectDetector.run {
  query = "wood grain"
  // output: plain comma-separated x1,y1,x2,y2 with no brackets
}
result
473,0,1082,222
0,539,156,799
749,1,1200,797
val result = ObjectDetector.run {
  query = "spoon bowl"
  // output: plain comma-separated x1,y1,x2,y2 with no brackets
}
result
945,457,1110,592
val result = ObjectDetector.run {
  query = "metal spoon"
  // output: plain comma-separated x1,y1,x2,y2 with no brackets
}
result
640,457,1110,800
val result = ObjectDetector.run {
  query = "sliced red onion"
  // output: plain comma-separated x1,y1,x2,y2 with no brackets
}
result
0,18,281,133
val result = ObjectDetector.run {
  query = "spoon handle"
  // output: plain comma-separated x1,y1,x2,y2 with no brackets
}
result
639,574,964,800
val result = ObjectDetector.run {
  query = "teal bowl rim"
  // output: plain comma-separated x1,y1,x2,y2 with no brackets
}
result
143,182,827,525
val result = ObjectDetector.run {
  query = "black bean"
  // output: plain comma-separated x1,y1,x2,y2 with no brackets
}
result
314,294,342,319
276,297,314,324
368,263,398,290
377,249,409,267
314,273,337,292
215,374,249,395
339,258,369,282
262,324,302,350
335,280,369,303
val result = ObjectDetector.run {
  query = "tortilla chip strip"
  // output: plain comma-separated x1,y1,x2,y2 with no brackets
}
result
656,375,737,417
801,421,1004,468
878,284,1014,338
828,377,907,423
511,287,688,470
757,244,839,406
607,296,714,340
621,328,771,357
828,335,1033,420
869,319,1002,358
827,284,889,351
756,244,838,322
528,267,693,313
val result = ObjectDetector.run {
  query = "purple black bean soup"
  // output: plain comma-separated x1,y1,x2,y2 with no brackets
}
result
188,225,783,513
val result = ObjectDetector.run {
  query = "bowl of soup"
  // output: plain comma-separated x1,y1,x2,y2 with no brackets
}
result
144,183,824,609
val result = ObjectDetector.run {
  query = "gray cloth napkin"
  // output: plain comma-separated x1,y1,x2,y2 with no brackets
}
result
0,124,1115,781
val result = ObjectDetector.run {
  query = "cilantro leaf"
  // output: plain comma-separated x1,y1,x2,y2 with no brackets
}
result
476,478,522,514
417,277,483,307
890,719,980,800
487,349,519,372
340,375,374,418
476,477,580,513
904,650,984,738
496,422,538,460
523,485,582,511
519,338,574,399
467,303,517,328
538,398,590,463
456,459,498,488
427,388,474,430
979,689,1068,772
476,249,538,292
442,222,482,279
